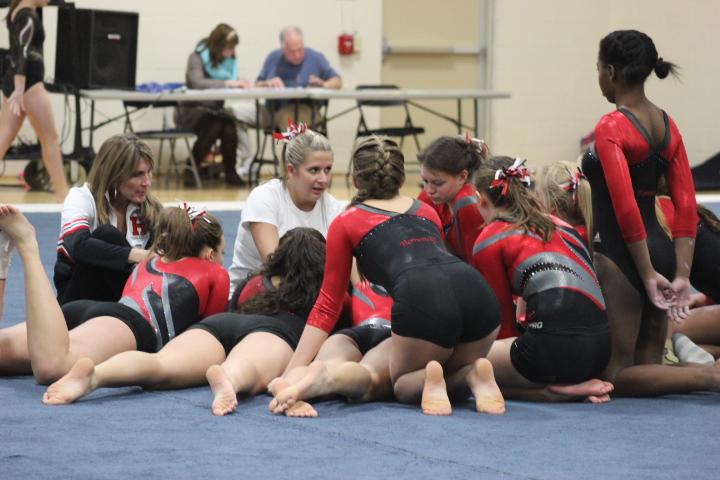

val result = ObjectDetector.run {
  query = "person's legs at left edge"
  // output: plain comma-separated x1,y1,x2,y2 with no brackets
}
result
0,205,135,384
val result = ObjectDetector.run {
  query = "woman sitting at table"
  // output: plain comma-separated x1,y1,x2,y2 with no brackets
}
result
175,23,252,186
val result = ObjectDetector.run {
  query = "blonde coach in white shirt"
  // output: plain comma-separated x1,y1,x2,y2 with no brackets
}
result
228,126,343,295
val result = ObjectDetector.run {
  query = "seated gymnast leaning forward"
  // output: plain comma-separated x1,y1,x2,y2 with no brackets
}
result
0,203,228,384
470,157,614,403
269,135,505,417
43,228,330,417
417,133,489,262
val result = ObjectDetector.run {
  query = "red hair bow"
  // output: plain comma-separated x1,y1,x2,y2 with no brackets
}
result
490,158,532,196
560,168,586,203
272,118,307,142
182,201,210,230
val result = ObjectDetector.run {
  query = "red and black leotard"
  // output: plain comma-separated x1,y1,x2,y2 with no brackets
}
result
307,200,499,348
582,108,697,293
119,256,229,350
2,7,45,97
658,196,718,303
418,184,485,261
471,217,610,384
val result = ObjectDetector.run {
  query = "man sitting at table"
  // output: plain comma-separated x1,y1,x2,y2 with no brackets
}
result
255,26,342,129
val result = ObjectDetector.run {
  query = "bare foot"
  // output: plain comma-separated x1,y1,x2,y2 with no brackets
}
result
585,394,611,404
285,400,318,418
42,358,96,405
206,365,238,416
267,377,290,413
467,358,505,415
548,379,614,399
0,205,36,247
274,361,330,412
421,360,452,416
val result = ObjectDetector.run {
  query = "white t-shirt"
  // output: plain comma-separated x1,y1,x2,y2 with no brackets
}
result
228,179,344,291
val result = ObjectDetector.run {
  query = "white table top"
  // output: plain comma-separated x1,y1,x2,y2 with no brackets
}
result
79,87,511,103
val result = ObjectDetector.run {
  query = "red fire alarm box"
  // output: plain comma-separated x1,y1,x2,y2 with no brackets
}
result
338,33,354,55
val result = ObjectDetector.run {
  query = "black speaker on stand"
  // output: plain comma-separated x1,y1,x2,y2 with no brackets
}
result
55,7,138,89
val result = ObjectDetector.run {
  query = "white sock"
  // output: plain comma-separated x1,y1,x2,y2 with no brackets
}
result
672,333,715,365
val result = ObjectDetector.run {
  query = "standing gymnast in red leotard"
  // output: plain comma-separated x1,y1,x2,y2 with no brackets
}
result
582,30,720,395
0,204,228,384
272,136,504,416
418,134,488,261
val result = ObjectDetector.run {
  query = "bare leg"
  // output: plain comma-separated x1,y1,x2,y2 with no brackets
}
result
597,253,720,396
677,305,720,345
0,96,26,161
23,84,69,201
0,323,32,375
269,333,363,413
43,329,226,405
0,205,139,383
273,336,392,414
207,332,293,416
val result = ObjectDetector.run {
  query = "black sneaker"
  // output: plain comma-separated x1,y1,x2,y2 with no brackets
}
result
224,170,246,186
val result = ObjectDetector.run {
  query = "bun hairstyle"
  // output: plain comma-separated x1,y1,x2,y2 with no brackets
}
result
151,205,223,262
535,161,593,240
599,30,678,85
350,136,405,205
417,133,489,178
237,227,327,317
474,156,555,242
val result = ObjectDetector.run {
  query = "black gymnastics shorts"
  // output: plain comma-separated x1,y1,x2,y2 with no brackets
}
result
335,319,392,355
61,299,158,353
189,312,306,355
390,261,500,349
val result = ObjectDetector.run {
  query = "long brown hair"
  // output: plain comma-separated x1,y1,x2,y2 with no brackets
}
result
350,136,405,205
238,228,327,317
86,133,163,232
535,161,592,241
203,23,239,67
151,207,223,262
474,156,555,242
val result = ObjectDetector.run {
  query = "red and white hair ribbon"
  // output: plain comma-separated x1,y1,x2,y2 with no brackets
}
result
182,201,211,229
559,168,586,203
490,158,532,196
272,118,308,142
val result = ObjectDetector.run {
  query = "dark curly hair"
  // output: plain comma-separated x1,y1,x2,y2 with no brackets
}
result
237,227,326,317
598,30,678,86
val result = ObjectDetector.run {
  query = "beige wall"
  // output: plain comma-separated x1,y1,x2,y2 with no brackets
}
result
491,0,720,167
381,0,487,163
2,0,383,172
